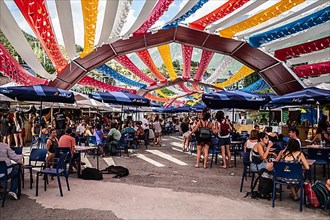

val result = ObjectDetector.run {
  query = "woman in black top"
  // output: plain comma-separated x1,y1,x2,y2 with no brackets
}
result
45,129,58,167
1,113,12,146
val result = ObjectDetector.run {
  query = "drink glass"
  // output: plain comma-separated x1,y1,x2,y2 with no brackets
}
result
81,143,85,147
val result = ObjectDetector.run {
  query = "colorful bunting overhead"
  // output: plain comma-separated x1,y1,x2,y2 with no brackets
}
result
193,50,214,81
274,36,330,61
0,42,47,85
215,66,254,88
78,76,136,94
181,45,193,79
133,0,174,36
204,56,233,84
294,61,330,78
80,0,99,58
189,0,249,31
108,0,133,43
287,50,330,67
136,50,167,83
114,55,157,85
249,6,330,48
96,65,147,89
14,0,67,73
157,44,177,81
97,1,119,45
163,0,209,29
146,93,169,102
219,0,306,38
178,83,193,93
241,78,270,93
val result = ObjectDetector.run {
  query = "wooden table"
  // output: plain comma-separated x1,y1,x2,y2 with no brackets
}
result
75,146,98,177
301,145,330,150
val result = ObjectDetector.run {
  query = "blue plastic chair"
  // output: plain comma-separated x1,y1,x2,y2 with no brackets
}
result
23,148,47,189
209,135,220,168
0,162,21,207
117,134,129,157
29,135,39,151
240,151,258,192
272,161,304,212
36,152,70,197
307,149,329,182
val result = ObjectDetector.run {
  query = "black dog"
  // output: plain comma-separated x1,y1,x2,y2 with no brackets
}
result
101,165,129,178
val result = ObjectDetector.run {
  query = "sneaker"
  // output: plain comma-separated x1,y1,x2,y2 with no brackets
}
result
8,191,18,200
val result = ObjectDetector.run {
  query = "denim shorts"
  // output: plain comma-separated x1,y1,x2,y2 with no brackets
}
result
250,162,267,172
219,137,230,146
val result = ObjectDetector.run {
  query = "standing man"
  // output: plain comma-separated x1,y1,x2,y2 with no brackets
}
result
142,115,149,148
53,111,66,138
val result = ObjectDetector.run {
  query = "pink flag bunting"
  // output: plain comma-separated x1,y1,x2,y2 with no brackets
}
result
14,0,67,74
182,45,193,79
115,55,157,86
133,0,174,36
193,50,214,81
294,61,330,78
0,43,48,85
274,36,330,61
78,76,137,94
136,50,167,83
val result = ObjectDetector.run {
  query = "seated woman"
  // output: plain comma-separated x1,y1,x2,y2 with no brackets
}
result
275,139,309,201
45,129,58,168
311,126,330,146
243,129,258,152
250,132,274,172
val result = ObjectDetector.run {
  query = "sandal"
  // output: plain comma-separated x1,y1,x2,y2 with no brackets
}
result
229,165,233,168
204,165,208,169
194,165,199,168
220,166,227,169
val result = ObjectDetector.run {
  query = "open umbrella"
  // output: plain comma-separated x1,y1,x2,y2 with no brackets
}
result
89,91,150,107
269,87,330,105
202,90,271,110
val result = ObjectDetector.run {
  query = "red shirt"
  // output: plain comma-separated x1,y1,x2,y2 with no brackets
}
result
58,134,75,154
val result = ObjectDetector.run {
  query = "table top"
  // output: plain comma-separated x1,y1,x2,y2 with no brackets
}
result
301,145,330,150
231,141,243,144
307,159,316,166
75,146,97,151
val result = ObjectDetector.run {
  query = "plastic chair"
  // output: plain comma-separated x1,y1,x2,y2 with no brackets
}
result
38,134,49,149
272,161,304,212
240,152,258,192
117,134,129,157
307,149,329,182
0,162,21,207
29,135,39,151
209,135,220,168
36,152,70,197
23,148,47,189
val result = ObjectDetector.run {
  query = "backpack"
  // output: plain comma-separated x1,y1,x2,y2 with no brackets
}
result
80,167,103,180
220,121,230,136
199,121,211,140
304,182,320,208
245,169,273,200
312,181,330,210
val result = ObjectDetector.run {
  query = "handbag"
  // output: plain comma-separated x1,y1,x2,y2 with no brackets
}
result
252,155,264,164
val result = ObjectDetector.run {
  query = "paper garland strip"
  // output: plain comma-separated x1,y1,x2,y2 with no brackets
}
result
157,44,177,81
0,42,47,85
136,50,167,82
294,61,330,78
14,0,67,73
287,50,330,67
249,6,330,48
96,65,147,89
133,0,174,36
274,36,330,61
241,78,270,93
78,76,136,94
163,0,208,29
204,56,233,84
146,93,169,102
215,66,254,88
80,0,99,58
97,1,119,46
193,50,214,81
182,45,193,79
189,0,249,31
114,55,157,85
219,0,305,39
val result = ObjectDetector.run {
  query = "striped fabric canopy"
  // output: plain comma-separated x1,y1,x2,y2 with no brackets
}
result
202,90,272,110
89,91,150,107
0,85,75,103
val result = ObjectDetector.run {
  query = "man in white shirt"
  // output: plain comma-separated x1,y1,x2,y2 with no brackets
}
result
76,120,86,145
142,115,149,147
288,127,301,148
